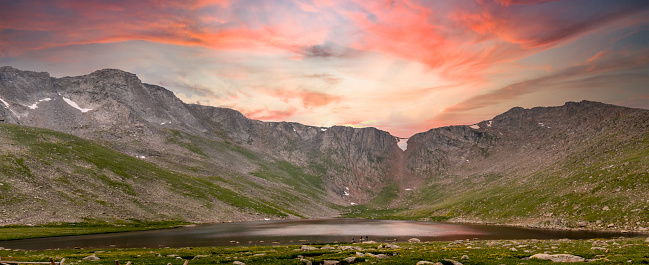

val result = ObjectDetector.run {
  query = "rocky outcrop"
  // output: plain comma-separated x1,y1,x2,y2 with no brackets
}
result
190,103,403,203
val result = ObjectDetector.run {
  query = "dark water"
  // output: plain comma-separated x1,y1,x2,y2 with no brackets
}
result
1,219,644,250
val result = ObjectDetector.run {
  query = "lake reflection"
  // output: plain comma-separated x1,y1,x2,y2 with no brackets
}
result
1,219,643,250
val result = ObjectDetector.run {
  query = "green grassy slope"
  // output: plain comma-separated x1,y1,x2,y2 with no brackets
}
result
0,123,334,225
354,128,649,230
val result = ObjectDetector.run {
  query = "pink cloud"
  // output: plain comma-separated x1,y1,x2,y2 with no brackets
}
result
2,0,648,138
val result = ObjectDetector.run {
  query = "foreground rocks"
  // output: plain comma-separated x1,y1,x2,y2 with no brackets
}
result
529,254,585,262
1,237,648,264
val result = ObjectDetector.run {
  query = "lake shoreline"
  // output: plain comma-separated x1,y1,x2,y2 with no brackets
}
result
1,237,648,264
1,218,647,251
2,217,648,243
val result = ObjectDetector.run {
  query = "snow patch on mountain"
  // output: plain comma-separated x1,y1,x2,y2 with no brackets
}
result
62,97,92,112
28,98,52,109
397,138,408,151
0,97,18,115
0,98,9,108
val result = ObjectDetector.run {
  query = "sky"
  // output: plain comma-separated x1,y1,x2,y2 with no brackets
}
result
1,0,648,137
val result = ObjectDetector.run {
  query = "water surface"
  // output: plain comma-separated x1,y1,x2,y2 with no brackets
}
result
1,219,643,250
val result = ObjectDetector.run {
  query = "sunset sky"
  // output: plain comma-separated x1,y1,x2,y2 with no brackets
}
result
1,0,648,137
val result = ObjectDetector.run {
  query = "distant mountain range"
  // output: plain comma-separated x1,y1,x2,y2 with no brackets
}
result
1,66,647,231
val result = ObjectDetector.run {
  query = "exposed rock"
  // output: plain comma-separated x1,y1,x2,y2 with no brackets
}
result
443,259,463,265
233,261,245,265
592,241,609,247
323,260,339,265
416,262,438,265
408,238,421,243
461,255,469,260
301,245,318,250
590,247,608,251
384,243,400,249
343,257,356,263
321,245,335,250
529,254,585,262
339,245,363,251
82,254,100,261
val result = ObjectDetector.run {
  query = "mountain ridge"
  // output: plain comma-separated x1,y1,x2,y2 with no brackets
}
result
1,66,647,231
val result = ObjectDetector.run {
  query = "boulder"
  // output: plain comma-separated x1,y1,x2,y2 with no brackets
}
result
461,255,469,260
443,259,463,265
323,260,339,265
408,238,421,243
82,254,100,261
192,255,210,260
301,245,318,250
530,254,585,262
339,245,363,251
233,261,245,265
592,241,609,247
344,257,356,263
384,243,400,249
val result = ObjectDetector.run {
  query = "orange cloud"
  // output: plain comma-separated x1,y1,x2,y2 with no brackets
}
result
586,49,611,62
243,107,297,121
270,88,341,109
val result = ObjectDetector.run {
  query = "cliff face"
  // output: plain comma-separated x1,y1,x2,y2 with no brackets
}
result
188,104,404,204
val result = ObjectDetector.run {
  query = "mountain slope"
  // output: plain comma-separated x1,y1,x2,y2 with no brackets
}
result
0,66,401,224
0,122,343,224
386,101,649,230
